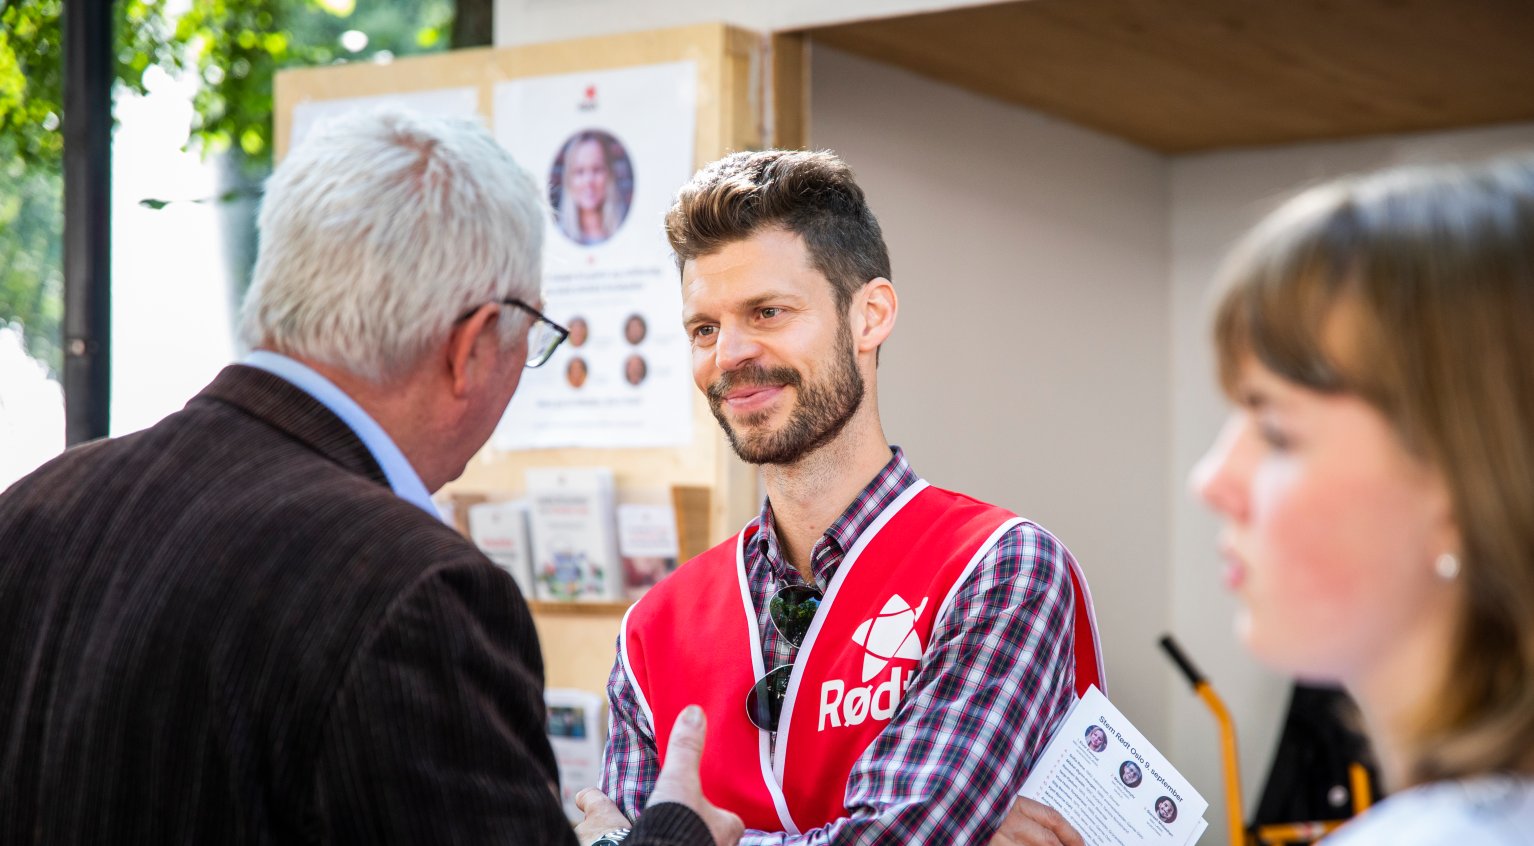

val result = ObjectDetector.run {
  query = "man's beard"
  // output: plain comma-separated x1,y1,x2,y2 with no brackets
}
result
706,322,865,465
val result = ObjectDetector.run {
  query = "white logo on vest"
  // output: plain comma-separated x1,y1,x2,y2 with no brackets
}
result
818,594,929,731
851,594,929,681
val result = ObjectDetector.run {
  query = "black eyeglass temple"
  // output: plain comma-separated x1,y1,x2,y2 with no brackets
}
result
455,298,568,335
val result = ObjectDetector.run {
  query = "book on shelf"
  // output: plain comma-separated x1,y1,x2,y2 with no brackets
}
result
525,467,622,602
616,502,681,600
465,499,535,599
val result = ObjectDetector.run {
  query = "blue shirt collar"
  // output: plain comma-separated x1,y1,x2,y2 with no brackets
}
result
242,350,439,519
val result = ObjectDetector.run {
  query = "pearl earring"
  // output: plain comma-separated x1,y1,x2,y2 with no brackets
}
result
1434,552,1461,581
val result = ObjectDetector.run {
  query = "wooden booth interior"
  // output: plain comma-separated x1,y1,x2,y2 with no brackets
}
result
800,0,1534,154
274,24,806,696
274,1,1534,703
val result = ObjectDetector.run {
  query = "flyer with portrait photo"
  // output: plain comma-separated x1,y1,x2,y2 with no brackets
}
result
491,61,698,450
545,688,606,823
1018,686,1209,846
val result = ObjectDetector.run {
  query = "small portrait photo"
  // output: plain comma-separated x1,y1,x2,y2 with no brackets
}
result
548,129,634,246
1119,761,1143,788
547,705,587,739
1084,725,1108,753
624,312,648,345
624,354,648,386
567,316,590,348
1155,796,1178,824
566,356,588,389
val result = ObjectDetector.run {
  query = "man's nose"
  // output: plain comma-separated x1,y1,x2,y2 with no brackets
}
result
713,324,763,372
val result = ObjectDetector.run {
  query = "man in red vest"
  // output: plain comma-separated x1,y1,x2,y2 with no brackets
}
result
578,150,1103,845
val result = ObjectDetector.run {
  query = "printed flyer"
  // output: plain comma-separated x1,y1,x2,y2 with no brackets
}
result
1019,686,1209,846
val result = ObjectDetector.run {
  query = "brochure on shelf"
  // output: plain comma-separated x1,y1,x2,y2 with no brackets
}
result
466,499,535,598
616,502,680,600
525,467,622,602
545,687,607,822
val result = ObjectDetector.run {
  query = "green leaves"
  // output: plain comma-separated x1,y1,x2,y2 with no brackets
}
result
168,0,453,176
0,0,64,168
0,164,63,373
1,0,453,178
0,0,453,375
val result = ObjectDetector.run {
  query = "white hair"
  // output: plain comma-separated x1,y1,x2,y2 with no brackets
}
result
241,108,544,383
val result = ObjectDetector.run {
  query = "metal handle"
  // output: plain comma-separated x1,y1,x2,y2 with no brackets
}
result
1159,634,1205,689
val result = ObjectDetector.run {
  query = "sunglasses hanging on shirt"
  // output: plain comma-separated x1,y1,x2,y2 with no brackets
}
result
746,583,824,731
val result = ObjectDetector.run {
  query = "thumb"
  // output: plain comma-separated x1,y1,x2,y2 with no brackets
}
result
575,787,615,815
657,705,707,787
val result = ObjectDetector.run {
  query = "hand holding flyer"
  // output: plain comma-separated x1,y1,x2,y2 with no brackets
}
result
1018,686,1209,846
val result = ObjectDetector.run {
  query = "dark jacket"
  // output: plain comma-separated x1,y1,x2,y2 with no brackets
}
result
0,365,705,845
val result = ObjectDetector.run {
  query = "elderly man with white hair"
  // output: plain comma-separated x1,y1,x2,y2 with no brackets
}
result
0,110,738,846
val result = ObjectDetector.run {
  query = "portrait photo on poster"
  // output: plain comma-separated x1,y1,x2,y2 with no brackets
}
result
548,129,634,247
1120,760,1143,788
624,312,647,345
567,315,590,348
624,354,648,386
566,357,588,389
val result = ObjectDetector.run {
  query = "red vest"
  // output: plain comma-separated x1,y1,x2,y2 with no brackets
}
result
620,481,1104,833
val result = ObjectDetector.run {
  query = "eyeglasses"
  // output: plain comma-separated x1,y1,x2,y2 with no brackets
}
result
455,298,569,368
746,583,823,731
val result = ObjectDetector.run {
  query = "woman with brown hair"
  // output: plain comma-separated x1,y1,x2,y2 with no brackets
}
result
1190,155,1534,843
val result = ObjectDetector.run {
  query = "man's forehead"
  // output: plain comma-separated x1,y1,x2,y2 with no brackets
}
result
688,229,817,270
681,231,826,302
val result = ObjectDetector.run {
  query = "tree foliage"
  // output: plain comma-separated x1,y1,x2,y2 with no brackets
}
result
0,165,63,374
0,0,453,373
167,0,454,168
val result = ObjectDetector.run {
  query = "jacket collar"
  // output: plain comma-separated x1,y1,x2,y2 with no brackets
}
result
190,364,390,488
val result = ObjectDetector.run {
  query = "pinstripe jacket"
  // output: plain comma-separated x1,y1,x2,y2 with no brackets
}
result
0,364,705,845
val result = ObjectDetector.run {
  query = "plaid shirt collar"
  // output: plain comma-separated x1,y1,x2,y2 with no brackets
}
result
754,446,918,589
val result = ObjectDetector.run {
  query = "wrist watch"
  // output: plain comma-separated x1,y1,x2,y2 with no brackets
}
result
590,828,631,846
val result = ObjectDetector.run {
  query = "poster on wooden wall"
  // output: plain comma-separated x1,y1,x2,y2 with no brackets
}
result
288,86,479,151
491,61,698,450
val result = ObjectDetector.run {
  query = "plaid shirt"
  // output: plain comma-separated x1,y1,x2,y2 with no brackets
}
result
601,448,1079,844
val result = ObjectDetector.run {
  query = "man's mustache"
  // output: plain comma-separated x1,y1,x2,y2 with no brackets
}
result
707,365,802,403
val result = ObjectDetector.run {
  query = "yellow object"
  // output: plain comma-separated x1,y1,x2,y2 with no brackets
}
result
1348,762,1372,816
1253,820,1343,844
1194,680,1248,846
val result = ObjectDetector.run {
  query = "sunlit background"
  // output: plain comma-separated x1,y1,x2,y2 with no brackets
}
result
0,0,454,489
3,3,1533,843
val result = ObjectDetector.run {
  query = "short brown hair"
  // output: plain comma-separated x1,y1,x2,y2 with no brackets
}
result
1212,156,1534,785
664,150,891,311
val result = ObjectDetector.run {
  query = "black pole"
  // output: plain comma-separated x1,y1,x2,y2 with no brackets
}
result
62,0,113,445
1158,634,1206,689
452,0,494,48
